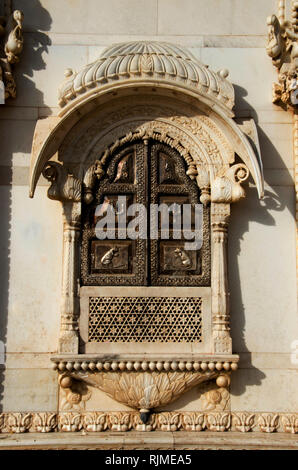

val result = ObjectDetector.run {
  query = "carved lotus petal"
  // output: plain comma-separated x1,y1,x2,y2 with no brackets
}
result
70,370,220,411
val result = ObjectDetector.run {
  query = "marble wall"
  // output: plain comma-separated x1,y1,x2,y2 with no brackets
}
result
0,0,297,414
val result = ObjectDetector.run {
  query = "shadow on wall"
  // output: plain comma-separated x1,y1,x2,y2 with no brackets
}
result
229,85,295,397
13,0,52,109
0,0,52,412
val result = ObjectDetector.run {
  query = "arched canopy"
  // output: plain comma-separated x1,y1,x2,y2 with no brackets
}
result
29,41,264,199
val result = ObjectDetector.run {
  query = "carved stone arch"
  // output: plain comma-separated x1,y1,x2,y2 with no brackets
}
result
29,40,264,417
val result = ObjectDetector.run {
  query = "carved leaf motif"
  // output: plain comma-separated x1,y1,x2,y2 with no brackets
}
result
58,412,82,432
32,413,57,433
83,371,215,410
157,412,181,431
6,412,32,433
281,414,298,434
108,412,132,431
140,54,154,72
182,412,205,431
258,414,279,433
206,412,231,432
133,412,157,432
82,412,107,432
232,412,255,433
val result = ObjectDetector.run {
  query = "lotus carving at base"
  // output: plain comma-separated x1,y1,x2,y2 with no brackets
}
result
70,370,218,412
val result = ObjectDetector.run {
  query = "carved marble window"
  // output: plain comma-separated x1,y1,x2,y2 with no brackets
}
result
29,41,264,414
81,140,210,287
79,140,211,353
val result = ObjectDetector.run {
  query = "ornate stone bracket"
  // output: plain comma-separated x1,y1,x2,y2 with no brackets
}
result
52,356,237,422
0,4,24,101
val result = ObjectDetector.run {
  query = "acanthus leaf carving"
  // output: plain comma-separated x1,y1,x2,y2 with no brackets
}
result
82,412,108,432
32,413,57,433
157,412,181,431
232,412,256,433
108,412,132,432
181,412,206,432
258,413,279,433
281,413,298,434
133,412,157,432
58,412,82,432
6,412,32,434
206,412,231,432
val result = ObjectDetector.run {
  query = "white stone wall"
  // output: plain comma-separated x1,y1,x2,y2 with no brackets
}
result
0,0,297,413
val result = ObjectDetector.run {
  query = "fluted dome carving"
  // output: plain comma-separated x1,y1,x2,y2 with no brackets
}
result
58,41,234,111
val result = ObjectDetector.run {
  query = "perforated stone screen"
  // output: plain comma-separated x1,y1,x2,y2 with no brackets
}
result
88,296,202,343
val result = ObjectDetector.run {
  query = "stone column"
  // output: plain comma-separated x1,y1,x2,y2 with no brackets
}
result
59,202,81,353
211,203,232,354
210,163,249,354
42,162,82,354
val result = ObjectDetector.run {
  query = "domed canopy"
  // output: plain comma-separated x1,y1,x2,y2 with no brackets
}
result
58,41,234,112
